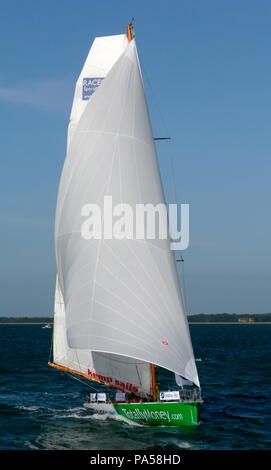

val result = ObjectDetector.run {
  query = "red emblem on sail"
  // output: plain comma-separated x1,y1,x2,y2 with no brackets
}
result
162,340,169,345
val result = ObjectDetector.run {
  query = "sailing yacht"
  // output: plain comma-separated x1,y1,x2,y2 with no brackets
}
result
48,23,202,426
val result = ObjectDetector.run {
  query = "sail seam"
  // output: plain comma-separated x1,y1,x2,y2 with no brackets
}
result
88,55,132,349
67,295,170,348
69,276,167,340
123,239,183,340
75,130,153,150
100,242,182,353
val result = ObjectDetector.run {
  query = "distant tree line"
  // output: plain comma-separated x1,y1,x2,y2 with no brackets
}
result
0,313,271,323
188,313,271,322
0,317,53,323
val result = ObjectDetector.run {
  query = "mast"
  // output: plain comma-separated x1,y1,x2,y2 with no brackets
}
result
150,364,157,400
126,22,134,42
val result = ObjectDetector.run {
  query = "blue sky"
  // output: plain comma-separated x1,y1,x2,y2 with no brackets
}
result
0,0,270,316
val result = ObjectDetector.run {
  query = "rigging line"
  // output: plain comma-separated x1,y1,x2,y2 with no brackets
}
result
140,58,178,207
140,55,180,225
129,52,182,337
140,59,189,317
67,372,101,392
48,318,54,363
139,50,182,200
179,257,190,316
140,53,190,319
140,59,171,139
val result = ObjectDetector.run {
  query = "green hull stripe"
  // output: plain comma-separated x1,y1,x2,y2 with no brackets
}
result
113,401,200,426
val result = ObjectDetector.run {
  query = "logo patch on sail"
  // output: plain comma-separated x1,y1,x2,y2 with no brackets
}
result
162,340,169,346
82,77,104,100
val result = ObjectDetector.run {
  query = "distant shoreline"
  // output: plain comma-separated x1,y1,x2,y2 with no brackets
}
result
0,321,271,325
189,322,271,324
1,313,271,326
0,322,53,325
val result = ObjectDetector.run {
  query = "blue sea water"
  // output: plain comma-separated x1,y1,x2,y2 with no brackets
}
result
0,324,270,450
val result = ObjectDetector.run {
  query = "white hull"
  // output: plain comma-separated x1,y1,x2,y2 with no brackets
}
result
84,402,116,414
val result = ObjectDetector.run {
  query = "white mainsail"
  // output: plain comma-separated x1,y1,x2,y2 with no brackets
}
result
67,34,128,148
54,36,199,388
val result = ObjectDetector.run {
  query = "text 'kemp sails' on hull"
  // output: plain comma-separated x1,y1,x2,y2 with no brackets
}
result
48,23,202,427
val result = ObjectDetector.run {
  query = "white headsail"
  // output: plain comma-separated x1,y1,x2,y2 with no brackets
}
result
54,37,199,388
52,34,152,397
